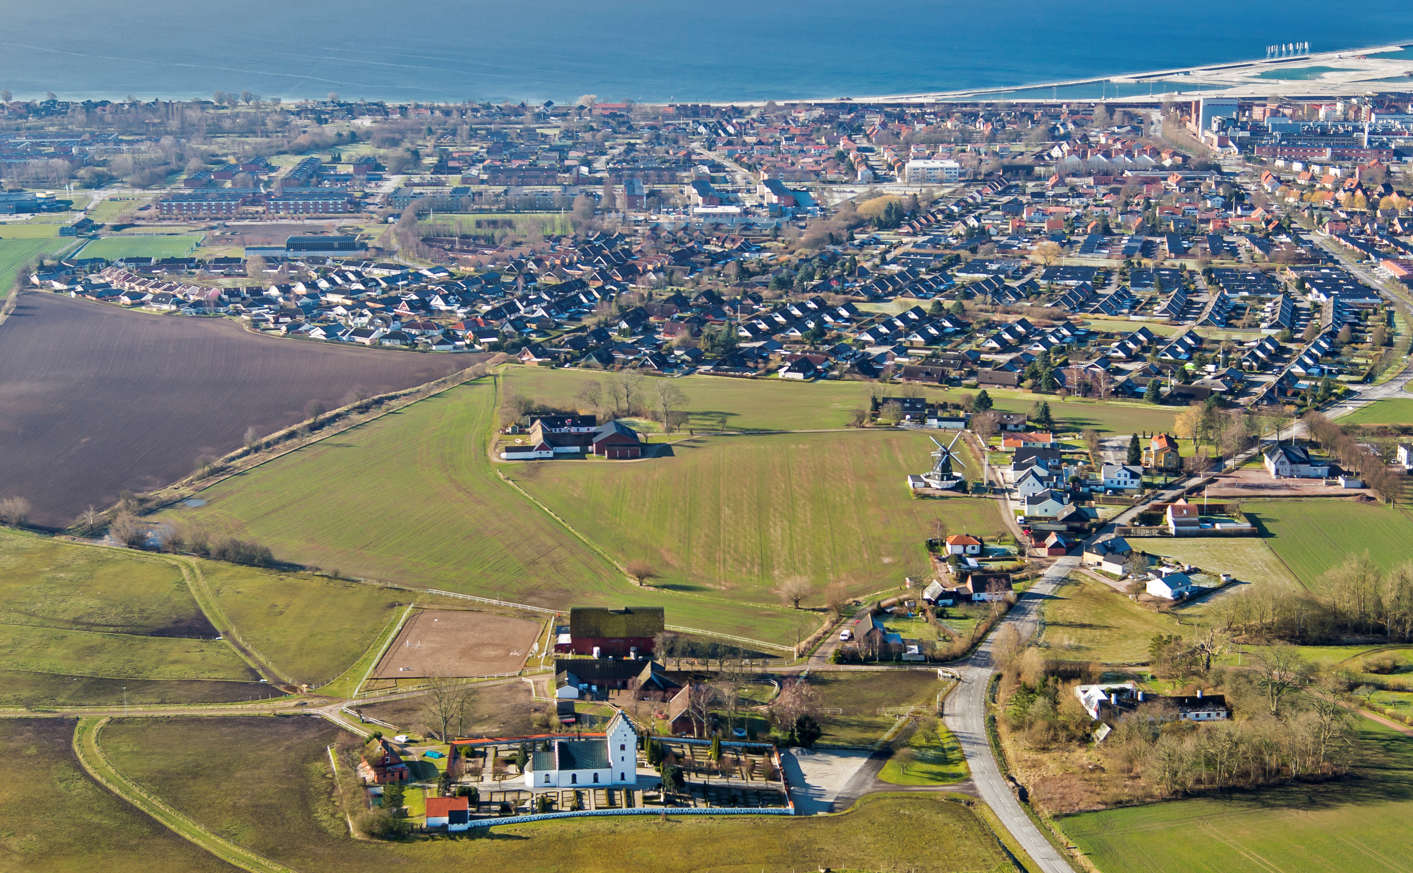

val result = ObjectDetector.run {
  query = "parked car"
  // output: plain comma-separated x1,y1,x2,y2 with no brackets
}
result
839,629,852,641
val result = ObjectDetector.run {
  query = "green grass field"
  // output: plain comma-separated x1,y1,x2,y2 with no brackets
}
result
101,716,1010,873
1040,574,1181,663
1061,720,1413,873
1342,398,1413,425
0,237,78,294
1245,499,1413,594
810,672,946,746
0,221,64,239
172,378,803,643
0,529,212,635
509,429,1004,602
423,212,573,236
1131,537,1309,602
504,364,1176,437
0,719,235,873
87,196,148,224
197,562,402,687
77,234,202,260
878,720,970,785
0,624,257,682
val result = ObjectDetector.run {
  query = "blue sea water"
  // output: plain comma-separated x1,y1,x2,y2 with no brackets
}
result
0,0,1410,104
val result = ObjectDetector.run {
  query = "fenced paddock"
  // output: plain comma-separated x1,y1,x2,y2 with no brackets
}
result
372,609,542,679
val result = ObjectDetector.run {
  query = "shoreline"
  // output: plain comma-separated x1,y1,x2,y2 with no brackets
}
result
8,40,1413,109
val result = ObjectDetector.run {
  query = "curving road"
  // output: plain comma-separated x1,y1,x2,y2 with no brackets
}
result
943,556,1078,873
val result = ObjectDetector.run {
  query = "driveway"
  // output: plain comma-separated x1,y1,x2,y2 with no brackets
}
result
780,748,878,815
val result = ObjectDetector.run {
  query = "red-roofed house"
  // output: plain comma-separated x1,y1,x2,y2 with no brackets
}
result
356,739,410,784
425,796,471,831
944,535,983,556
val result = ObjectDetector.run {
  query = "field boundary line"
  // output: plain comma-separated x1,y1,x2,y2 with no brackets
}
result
72,717,297,873
664,625,794,654
164,556,292,686
354,603,416,697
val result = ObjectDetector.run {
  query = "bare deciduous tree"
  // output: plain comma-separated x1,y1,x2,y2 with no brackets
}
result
109,512,146,548
421,676,477,741
0,496,31,527
653,381,689,432
777,577,812,609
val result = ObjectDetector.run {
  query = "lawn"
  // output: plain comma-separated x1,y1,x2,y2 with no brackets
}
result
1342,397,1413,425
509,429,1005,604
0,719,235,873
174,378,804,643
422,212,573,236
100,716,1011,873
0,221,64,238
809,671,946,746
1245,499,1413,594
878,719,969,785
88,196,148,224
1039,574,1182,664
76,234,202,260
0,237,78,294
983,390,1181,436
1061,720,1413,873
197,562,403,688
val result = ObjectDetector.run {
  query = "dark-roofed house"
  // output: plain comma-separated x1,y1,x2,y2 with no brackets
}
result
554,658,680,700
568,607,665,656
524,710,638,789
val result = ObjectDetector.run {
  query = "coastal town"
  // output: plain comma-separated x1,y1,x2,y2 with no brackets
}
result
3,59,1413,873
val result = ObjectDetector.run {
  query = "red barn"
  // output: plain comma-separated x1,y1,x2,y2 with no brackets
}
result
591,420,644,459
568,607,665,656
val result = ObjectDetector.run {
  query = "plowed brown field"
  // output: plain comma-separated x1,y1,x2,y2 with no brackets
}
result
0,293,459,527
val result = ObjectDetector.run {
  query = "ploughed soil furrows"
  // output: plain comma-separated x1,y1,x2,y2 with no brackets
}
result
0,293,454,527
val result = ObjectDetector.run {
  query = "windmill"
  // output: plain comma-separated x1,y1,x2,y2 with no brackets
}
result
922,433,966,490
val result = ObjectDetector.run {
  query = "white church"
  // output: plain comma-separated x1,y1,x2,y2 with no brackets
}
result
524,709,638,790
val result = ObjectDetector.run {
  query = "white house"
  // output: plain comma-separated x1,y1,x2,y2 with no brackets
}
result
1398,444,1413,469
1262,443,1330,479
1014,468,1051,499
1023,489,1069,518
943,534,983,556
524,710,637,790
1100,463,1143,491
1146,569,1195,600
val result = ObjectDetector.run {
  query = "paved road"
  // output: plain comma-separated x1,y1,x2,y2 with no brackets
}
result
944,556,1078,873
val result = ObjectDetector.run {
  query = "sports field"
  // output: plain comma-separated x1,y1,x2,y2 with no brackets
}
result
101,716,1009,873
77,234,203,260
1040,574,1181,663
0,719,235,873
373,609,541,678
1062,720,1413,873
509,429,1003,601
174,379,805,642
0,237,78,294
1245,499,1413,593
1341,397,1413,425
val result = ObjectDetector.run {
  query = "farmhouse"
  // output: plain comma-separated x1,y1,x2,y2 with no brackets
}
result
525,710,639,790
554,658,679,699
566,607,665,656
1082,535,1132,568
1023,489,1070,519
1263,443,1330,479
356,739,410,784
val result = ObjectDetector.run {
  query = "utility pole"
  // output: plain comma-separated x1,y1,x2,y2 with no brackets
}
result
123,686,128,718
